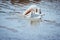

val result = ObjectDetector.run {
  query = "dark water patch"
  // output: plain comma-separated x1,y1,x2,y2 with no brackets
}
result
0,7,15,10
55,34,60,38
42,19,60,27
37,34,52,40
44,20,60,27
0,37,21,40
55,23,60,27
9,12,21,14
56,13,60,16
0,26,18,32
44,20,56,23
49,34,60,40
38,34,60,40
4,12,21,16
0,4,15,10
0,4,9,7
5,17,19,21
10,37,21,40
0,11,6,13
44,19,56,25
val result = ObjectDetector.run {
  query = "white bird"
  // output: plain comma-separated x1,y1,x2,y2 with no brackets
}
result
23,5,42,19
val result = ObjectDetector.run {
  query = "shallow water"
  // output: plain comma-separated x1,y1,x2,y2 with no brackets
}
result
0,1,60,40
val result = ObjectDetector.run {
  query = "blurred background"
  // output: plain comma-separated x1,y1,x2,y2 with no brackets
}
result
0,0,60,40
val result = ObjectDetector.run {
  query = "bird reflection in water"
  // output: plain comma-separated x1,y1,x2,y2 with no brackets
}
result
30,18,42,26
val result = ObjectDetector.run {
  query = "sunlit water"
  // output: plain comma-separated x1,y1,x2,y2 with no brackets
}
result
0,1,60,40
